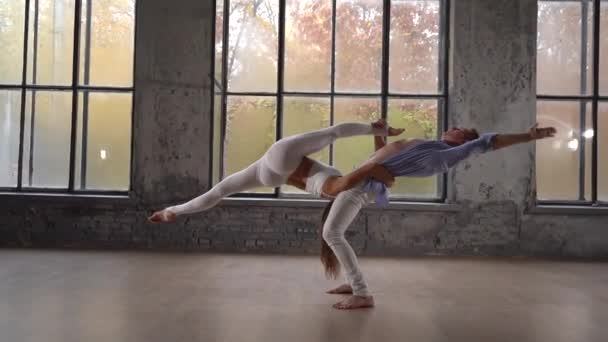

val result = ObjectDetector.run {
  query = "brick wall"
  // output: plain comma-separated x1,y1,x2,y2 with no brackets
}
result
1,0,607,258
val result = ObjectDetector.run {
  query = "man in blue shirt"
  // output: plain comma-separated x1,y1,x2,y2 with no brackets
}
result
365,123,556,205
322,122,556,310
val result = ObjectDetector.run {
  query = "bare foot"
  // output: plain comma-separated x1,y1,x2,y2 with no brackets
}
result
333,295,375,310
147,210,177,223
326,284,353,294
372,119,405,136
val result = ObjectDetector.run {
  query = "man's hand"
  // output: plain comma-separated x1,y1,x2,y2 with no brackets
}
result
491,124,557,150
529,123,557,140
369,164,395,188
372,119,405,137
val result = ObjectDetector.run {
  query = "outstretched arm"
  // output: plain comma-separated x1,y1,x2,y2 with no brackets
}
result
437,124,556,169
491,124,556,150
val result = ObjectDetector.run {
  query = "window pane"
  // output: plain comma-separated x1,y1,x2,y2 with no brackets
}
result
212,94,222,185
284,0,332,92
80,0,135,87
333,97,380,174
599,102,608,201
389,0,440,94
335,0,382,93
74,92,131,190
22,91,72,188
227,0,279,92
387,98,439,198
28,0,76,85
74,94,84,187
281,96,330,194
0,2,25,84
0,90,22,187
224,96,276,193
537,1,592,96
536,101,583,200
583,104,592,201
600,1,608,95
215,0,224,87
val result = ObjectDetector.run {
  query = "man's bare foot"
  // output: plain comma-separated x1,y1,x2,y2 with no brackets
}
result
333,295,375,310
147,210,177,223
326,284,353,294
372,119,405,136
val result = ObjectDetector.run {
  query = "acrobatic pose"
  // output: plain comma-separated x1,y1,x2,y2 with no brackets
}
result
148,121,403,222
321,122,557,310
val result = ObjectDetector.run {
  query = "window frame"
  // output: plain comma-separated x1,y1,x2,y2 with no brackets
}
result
211,0,451,202
536,0,606,206
0,0,137,196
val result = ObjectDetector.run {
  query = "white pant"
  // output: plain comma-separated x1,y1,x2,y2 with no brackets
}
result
322,183,375,297
167,123,386,215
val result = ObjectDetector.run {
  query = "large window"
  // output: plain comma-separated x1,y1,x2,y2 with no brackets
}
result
0,0,135,193
213,0,449,200
537,0,607,205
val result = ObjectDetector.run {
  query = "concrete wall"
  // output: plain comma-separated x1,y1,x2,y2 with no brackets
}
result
1,0,607,258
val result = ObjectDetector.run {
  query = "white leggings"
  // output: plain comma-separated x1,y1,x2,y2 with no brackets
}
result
322,183,374,297
167,122,386,215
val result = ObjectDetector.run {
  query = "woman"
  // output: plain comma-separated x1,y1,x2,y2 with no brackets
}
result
148,120,404,222
320,123,557,310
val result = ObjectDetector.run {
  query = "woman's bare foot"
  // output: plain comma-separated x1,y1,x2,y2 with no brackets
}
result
333,295,375,310
147,209,177,223
326,284,353,294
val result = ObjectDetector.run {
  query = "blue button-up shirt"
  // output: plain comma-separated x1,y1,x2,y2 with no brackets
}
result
365,133,497,206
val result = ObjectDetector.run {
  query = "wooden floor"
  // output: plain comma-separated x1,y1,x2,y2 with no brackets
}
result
1,249,607,342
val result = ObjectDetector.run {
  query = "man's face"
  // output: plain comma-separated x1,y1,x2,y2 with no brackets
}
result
441,127,478,145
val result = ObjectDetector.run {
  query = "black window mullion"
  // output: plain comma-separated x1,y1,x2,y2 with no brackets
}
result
0,85,22,90
77,85,133,92
440,0,450,201
537,94,593,101
578,0,589,201
209,0,217,189
68,0,83,192
591,0,601,204
17,0,32,190
276,0,286,197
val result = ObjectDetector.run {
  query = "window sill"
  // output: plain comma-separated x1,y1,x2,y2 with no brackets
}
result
221,197,460,212
0,191,135,207
528,205,608,216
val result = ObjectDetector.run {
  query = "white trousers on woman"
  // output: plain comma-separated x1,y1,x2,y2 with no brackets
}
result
322,183,375,297
167,123,386,215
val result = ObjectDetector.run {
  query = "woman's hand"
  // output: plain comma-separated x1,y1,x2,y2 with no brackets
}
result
372,119,405,137
369,164,395,188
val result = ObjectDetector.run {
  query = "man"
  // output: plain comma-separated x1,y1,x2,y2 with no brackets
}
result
320,122,556,310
